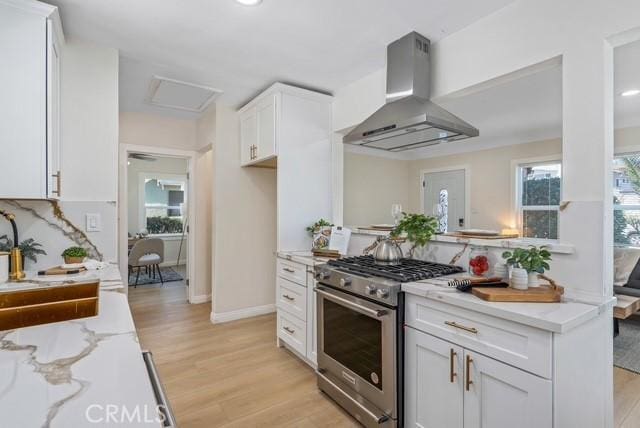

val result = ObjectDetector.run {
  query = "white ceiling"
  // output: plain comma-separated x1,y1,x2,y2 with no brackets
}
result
615,39,640,129
46,0,516,117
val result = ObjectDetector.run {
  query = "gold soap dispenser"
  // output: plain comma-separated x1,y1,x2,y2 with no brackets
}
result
0,210,25,281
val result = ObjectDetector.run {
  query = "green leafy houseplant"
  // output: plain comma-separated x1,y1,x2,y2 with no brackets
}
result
62,246,88,263
502,246,551,274
0,235,47,264
390,212,438,257
306,219,334,236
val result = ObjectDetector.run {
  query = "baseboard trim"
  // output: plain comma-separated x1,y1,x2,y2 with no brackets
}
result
189,294,211,304
210,304,276,324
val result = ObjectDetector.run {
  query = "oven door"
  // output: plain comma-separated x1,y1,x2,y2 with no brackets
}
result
316,285,397,418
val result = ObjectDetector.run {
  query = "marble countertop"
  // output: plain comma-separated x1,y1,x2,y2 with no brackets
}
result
403,275,615,333
0,264,162,427
277,251,331,267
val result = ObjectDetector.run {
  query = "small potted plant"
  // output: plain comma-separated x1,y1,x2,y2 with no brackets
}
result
0,235,47,268
62,246,88,264
502,246,552,289
306,219,334,250
390,212,438,258
501,248,529,290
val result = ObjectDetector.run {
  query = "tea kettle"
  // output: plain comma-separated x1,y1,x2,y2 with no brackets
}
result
373,236,403,266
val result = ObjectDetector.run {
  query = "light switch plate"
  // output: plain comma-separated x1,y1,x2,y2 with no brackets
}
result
86,213,101,232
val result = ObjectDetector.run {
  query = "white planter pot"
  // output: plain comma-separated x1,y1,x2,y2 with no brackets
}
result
511,268,528,290
527,272,540,287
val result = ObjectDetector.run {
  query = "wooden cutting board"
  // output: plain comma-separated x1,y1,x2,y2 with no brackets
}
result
472,284,564,302
38,266,87,276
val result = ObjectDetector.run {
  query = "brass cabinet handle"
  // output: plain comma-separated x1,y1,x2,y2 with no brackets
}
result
465,354,473,391
254,144,258,159
445,321,478,334
51,170,61,196
282,294,295,301
283,267,295,273
283,326,295,334
450,349,457,383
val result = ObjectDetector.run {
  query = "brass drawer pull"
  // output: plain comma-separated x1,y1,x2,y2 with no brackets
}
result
466,354,473,391
445,321,478,334
450,348,457,383
283,326,295,334
282,294,295,301
283,267,295,273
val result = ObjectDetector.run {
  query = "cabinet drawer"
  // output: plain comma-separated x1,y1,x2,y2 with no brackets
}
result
277,276,307,321
277,259,307,285
277,310,306,356
406,295,552,378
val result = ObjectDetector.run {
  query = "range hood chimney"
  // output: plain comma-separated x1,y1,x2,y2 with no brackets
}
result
343,32,479,152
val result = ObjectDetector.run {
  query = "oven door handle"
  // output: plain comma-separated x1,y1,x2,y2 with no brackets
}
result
315,287,388,318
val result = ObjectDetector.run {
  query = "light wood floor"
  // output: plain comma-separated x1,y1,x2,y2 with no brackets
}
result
128,283,358,427
129,284,640,428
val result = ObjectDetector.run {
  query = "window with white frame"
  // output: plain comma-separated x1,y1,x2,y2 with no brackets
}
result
138,174,187,235
516,161,562,240
614,153,640,247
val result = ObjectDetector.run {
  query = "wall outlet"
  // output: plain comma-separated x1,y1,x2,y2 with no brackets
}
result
86,213,101,232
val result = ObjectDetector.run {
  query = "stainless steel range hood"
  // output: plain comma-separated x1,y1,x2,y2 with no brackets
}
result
343,32,479,152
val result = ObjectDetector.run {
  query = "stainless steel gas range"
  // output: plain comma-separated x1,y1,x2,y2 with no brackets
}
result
314,256,463,428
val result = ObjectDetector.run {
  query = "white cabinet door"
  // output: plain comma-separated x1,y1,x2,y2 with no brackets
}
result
239,106,257,166
256,94,277,161
463,351,552,428
405,327,464,428
306,271,317,365
46,19,61,199
0,5,47,198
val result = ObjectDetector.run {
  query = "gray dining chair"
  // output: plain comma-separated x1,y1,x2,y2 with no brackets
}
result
128,238,165,287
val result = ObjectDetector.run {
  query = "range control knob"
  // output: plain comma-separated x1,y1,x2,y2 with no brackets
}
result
365,285,377,295
316,270,330,280
376,288,390,299
339,277,352,287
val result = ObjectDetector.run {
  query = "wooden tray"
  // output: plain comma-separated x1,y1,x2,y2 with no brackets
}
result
472,283,564,302
38,266,87,276
312,249,341,259
0,281,99,330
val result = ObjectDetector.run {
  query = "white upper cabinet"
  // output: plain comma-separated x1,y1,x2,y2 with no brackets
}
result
239,93,278,166
0,0,63,199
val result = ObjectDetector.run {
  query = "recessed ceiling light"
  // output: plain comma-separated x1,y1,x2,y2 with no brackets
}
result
235,0,262,5
621,89,640,97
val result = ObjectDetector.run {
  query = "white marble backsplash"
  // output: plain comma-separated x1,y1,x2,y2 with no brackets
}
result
0,200,117,271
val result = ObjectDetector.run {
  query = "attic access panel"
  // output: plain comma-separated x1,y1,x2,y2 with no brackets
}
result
146,76,222,113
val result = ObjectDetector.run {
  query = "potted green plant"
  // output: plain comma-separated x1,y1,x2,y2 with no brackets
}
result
502,246,552,288
501,248,529,290
0,235,47,268
390,212,438,258
306,219,334,250
62,246,88,264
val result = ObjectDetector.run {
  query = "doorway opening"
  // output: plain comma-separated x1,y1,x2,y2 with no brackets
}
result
119,145,197,303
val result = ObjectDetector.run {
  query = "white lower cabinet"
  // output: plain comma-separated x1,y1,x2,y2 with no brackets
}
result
276,256,317,367
405,327,551,428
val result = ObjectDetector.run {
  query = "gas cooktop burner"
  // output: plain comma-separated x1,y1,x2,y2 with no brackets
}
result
327,255,463,283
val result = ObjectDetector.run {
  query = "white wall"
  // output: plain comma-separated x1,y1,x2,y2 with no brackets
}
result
210,104,277,318
343,150,409,226
61,38,119,201
119,111,197,150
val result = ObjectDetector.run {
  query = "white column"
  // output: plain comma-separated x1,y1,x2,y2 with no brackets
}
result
559,38,614,297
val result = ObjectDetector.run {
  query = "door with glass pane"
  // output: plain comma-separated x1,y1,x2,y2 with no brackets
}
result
423,170,466,232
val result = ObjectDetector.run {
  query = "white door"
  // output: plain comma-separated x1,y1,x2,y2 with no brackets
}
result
423,169,466,232
463,351,552,428
405,327,464,428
